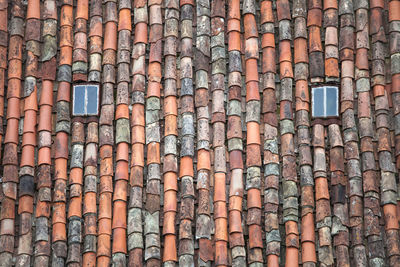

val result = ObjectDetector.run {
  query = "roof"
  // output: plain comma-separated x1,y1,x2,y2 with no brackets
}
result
0,0,399,266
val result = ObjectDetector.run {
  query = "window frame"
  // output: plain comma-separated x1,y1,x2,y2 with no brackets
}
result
72,84,100,116
311,84,340,119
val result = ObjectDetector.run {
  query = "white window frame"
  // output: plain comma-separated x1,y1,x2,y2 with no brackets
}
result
72,84,100,116
311,86,339,118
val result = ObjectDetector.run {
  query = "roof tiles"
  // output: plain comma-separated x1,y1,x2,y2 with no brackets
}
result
0,0,400,266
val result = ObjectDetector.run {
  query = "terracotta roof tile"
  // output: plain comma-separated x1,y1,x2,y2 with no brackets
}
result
0,0,400,266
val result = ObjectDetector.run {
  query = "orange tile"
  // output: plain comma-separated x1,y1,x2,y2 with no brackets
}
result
118,9,132,31
384,204,399,230
134,22,148,44
18,195,34,214
389,1,400,21
286,247,299,266
246,122,261,145
260,1,274,23
227,18,240,33
163,234,177,262
104,22,117,50
245,59,259,83
20,145,35,167
116,142,129,162
146,142,160,164
294,38,308,63
26,0,40,19
179,156,193,177
247,188,261,208
279,40,292,63
112,228,127,253
323,0,338,9
197,149,211,170
228,31,241,51
52,222,67,242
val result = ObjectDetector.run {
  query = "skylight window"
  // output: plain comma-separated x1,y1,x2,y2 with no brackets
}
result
311,86,339,118
72,84,100,116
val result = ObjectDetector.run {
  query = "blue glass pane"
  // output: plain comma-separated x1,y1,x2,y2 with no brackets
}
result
326,87,338,116
73,85,86,115
86,85,99,115
312,87,325,117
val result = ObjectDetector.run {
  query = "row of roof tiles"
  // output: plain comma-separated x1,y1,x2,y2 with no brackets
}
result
0,0,400,266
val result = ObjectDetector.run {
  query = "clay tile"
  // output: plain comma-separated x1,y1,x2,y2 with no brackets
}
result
0,10,6,32
38,147,51,165
146,142,160,164
1,198,15,219
59,47,73,66
260,1,274,23
60,26,73,47
115,104,129,120
60,5,73,26
229,150,243,170
227,17,239,34
18,195,34,214
370,0,384,8
325,58,339,78
280,61,294,79
115,162,129,181
84,192,97,215
6,97,20,120
20,145,35,167
8,59,22,79
324,0,338,9
246,81,260,102
38,106,52,132
104,22,117,51
213,173,226,203
392,74,400,95
308,27,323,52
244,14,258,39
112,201,127,229
52,222,67,242
294,38,308,64
383,204,399,230
246,122,261,145
98,193,112,219
301,213,315,242
246,144,262,166
358,92,371,118
197,149,211,171
245,59,259,83
214,218,228,241
228,0,240,19
355,48,369,69
247,188,262,208
179,156,193,177
279,41,292,62
276,0,291,21
134,22,148,44
388,1,400,21
164,96,178,116
262,33,275,50
76,0,89,20
74,33,88,52
118,9,132,31
228,31,241,51
163,235,177,262
180,0,194,6
115,143,129,162
43,0,57,19
248,224,263,248
27,0,40,19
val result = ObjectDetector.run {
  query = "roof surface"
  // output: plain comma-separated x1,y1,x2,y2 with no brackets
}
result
0,0,400,266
